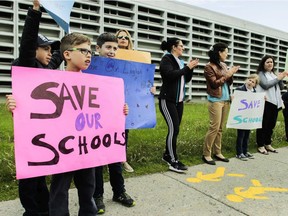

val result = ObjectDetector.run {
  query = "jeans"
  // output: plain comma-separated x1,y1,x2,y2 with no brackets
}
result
236,129,250,155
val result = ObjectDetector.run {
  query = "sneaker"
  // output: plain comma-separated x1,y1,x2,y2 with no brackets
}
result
113,192,135,207
177,161,188,170
123,162,134,172
236,153,248,161
162,154,172,165
244,152,254,159
169,161,187,173
94,196,105,214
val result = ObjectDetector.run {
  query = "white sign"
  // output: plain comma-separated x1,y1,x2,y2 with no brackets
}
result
226,91,265,129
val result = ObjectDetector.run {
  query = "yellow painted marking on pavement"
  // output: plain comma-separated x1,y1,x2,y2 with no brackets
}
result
186,167,225,183
226,179,288,202
227,173,245,177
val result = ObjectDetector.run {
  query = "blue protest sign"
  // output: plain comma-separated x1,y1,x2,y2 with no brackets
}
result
84,57,156,129
40,0,75,33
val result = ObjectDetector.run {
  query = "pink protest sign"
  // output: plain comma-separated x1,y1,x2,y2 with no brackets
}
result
12,66,126,179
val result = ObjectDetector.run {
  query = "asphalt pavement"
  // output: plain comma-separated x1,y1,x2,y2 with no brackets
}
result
1,146,288,216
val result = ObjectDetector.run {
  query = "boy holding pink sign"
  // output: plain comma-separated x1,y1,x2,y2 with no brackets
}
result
6,1,62,215
47,32,98,216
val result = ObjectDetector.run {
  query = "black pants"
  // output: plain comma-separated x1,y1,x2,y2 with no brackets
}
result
236,129,250,155
94,162,125,198
19,176,49,216
49,168,97,216
125,129,129,151
283,107,288,140
159,99,183,162
256,102,279,147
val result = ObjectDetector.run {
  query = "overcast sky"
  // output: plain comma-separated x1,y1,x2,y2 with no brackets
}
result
176,0,288,33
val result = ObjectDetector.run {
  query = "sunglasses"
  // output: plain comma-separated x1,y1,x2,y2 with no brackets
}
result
67,48,93,56
117,36,129,40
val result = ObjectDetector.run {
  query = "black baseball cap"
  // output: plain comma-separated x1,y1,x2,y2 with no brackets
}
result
37,34,60,50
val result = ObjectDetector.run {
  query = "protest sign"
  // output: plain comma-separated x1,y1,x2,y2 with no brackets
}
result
12,66,126,179
84,56,156,129
40,0,74,33
226,91,265,129
115,49,151,64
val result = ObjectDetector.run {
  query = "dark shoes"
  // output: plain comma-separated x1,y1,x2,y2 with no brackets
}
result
214,154,229,162
169,161,188,173
162,153,188,173
162,154,172,165
202,155,216,165
113,192,135,207
94,196,105,214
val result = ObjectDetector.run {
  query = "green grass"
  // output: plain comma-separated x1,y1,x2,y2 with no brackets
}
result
0,102,287,201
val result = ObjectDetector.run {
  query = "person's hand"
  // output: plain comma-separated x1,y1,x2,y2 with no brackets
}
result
33,0,40,11
5,95,16,112
187,58,199,69
123,103,129,116
150,86,156,95
226,65,240,78
277,71,288,80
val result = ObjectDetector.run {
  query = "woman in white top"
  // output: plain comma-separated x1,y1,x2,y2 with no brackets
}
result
256,55,288,154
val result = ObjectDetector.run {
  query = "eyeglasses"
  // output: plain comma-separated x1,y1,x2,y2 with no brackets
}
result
117,36,129,40
67,48,92,56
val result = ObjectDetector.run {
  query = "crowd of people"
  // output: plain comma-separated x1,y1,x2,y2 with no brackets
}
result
4,1,288,215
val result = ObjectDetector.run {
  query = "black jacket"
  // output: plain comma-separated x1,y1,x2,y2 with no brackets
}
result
282,91,288,104
12,7,62,69
158,54,194,102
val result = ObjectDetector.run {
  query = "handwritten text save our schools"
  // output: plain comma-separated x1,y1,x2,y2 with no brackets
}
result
27,82,125,166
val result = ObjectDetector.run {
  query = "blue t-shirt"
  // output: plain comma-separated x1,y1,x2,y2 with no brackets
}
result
207,83,230,102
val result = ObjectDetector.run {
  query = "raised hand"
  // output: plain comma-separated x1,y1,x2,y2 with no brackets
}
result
187,58,199,69
33,0,40,11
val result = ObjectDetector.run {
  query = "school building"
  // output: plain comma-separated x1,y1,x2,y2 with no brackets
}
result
1,0,288,100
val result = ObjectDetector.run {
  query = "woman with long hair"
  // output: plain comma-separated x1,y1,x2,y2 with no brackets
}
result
202,43,239,165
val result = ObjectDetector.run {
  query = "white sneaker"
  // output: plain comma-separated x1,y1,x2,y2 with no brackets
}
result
123,162,134,172
245,152,254,159
236,153,248,161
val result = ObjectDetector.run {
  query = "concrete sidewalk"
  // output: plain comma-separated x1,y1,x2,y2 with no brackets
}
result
1,147,288,216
